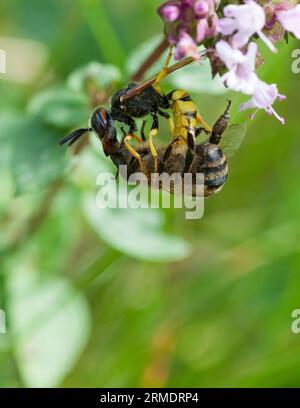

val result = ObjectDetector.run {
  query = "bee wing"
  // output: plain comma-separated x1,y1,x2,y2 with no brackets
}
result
220,123,247,158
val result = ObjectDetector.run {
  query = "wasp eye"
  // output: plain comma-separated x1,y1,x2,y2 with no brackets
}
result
95,107,108,123
101,108,109,124
91,108,110,138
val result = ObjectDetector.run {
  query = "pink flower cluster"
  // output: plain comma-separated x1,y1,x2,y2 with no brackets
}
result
157,0,300,124
158,0,219,60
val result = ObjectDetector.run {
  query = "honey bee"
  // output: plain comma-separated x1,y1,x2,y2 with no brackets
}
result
153,99,246,197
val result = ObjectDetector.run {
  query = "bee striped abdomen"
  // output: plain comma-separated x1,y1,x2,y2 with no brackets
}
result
204,144,228,195
192,142,228,197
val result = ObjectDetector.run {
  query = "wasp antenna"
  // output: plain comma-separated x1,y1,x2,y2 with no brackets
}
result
59,128,91,146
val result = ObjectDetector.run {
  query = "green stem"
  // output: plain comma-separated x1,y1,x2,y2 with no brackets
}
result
79,0,126,66
75,248,121,289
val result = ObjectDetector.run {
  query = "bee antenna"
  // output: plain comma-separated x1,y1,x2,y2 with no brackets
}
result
59,128,92,147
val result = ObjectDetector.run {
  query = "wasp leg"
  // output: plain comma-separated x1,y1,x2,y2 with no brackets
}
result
149,113,159,173
196,112,212,134
140,120,147,141
183,131,195,175
112,110,137,134
120,126,127,142
157,109,170,120
152,46,173,96
157,109,174,137
124,134,145,172
128,120,137,135
168,117,175,135
157,108,174,134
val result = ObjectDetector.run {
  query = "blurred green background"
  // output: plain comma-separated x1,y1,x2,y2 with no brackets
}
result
1,0,300,388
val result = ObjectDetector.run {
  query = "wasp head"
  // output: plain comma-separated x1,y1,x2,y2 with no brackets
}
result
91,107,119,157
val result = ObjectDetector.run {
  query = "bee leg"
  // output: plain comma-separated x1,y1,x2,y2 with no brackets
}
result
182,131,195,175
158,137,181,174
124,134,145,172
158,143,173,174
149,112,159,173
152,46,173,96
195,127,210,138
196,112,212,134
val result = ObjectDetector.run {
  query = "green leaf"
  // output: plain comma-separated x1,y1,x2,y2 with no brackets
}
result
67,62,122,93
28,87,89,128
82,193,191,262
7,273,91,387
0,113,66,194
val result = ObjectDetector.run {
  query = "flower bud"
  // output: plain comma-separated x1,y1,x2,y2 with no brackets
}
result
196,18,208,42
174,31,199,60
194,1,209,18
157,1,181,22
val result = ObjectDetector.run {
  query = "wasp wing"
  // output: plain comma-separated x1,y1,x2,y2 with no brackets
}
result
220,123,247,158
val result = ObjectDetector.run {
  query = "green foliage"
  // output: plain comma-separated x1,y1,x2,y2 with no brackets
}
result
1,0,300,389
28,88,89,128
0,113,65,194
83,193,191,262
67,62,122,93
8,274,91,387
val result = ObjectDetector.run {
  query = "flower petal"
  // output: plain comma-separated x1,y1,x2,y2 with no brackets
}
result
252,81,278,109
215,40,244,69
239,98,256,111
218,17,237,35
277,4,300,38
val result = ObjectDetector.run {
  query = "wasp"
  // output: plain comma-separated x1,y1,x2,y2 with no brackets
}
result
59,101,246,197
60,47,213,172
59,60,171,172
113,48,212,172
